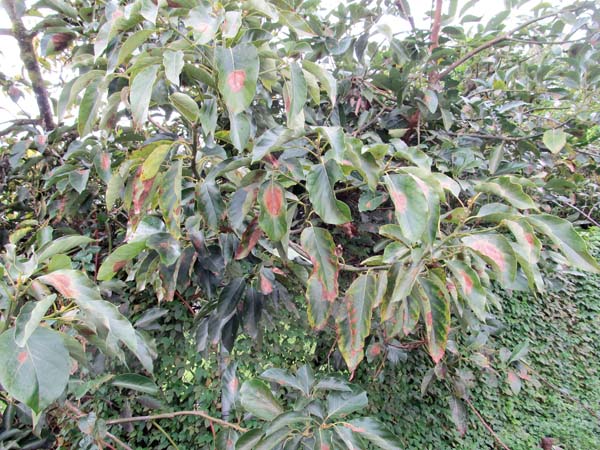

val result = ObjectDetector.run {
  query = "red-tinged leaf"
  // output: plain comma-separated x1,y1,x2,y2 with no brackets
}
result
446,260,487,321
525,214,600,273
158,160,182,239
301,227,339,329
235,218,263,260
507,370,522,394
98,240,147,281
384,174,428,243
344,417,402,449
399,292,420,336
336,273,377,373
503,219,544,291
462,233,517,287
258,180,287,241
475,176,537,210
259,267,275,295
416,276,450,364
215,44,259,114
227,70,246,92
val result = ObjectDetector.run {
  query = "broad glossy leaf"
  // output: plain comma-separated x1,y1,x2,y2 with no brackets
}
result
462,233,517,286
0,327,70,413
306,160,352,225
285,61,306,128
98,240,147,281
261,368,305,394
234,219,262,260
258,180,287,241
78,79,102,136
239,379,283,421
336,274,377,373
111,374,159,394
447,260,487,321
216,429,238,450
526,214,600,273
301,227,339,329
265,411,310,436
141,142,172,181
14,295,56,347
130,64,159,129
475,177,536,210
117,30,153,66
170,92,200,123
147,232,181,266
185,3,222,44
230,112,251,151
197,178,225,231
344,417,402,449
543,129,567,154
216,44,259,114
236,429,264,450
417,276,450,364
326,391,368,419
222,11,242,38
302,60,337,103
163,50,184,86
384,174,428,243
38,235,93,262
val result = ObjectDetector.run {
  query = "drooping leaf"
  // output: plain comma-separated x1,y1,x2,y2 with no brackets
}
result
163,50,184,86
417,276,450,364
239,379,283,421
384,174,428,243
344,417,402,449
302,60,337,103
525,214,600,273
326,391,368,419
230,112,251,151
258,179,287,241
130,64,159,129
301,227,339,329
197,178,225,231
216,429,239,450
222,11,242,38
140,142,172,181
147,232,181,266
0,327,70,413
234,218,263,260
336,274,377,373
158,159,182,238
306,160,352,225
78,79,102,136
462,233,518,286
446,260,487,321
37,235,93,262
215,44,259,114
285,61,306,128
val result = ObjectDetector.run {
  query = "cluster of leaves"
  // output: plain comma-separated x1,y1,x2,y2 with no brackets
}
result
1,0,600,447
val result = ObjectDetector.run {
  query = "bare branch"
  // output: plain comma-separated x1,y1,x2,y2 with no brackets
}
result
105,410,248,432
429,0,443,51
465,397,512,450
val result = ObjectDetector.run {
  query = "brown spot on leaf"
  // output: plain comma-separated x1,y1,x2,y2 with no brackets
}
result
260,272,274,295
460,270,473,295
390,190,407,213
469,239,506,271
227,70,246,93
17,351,28,365
44,272,77,298
101,152,110,171
113,261,127,272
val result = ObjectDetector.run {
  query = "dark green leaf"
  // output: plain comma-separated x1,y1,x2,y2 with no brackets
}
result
239,379,283,421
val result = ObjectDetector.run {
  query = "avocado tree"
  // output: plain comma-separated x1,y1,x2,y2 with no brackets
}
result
0,0,599,447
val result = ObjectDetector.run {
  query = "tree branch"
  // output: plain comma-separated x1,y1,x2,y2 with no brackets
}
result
438,6,584,80
464,397,511,450
2,0,55,131
429,0,443,51
105,410,248,432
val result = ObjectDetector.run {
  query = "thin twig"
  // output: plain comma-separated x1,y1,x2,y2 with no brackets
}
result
191,125,200,180
105,411,248,432
547,196,600,228
395,1,416,35
429,0,443,52
438,5,586,80
464,397,511,450
105,432,133,450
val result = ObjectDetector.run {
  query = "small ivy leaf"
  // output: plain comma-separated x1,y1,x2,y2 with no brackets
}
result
543,129,567,154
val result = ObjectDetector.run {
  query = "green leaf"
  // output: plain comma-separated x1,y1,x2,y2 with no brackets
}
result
526,214,600,273
38,235,93,262
475,176,536,210
302,60,337,103
69,169,90,194
462,233,517,286
216,429,238,450
130,64,159,129
236,429,264,450
185,3,222,44
199,97,218,137
345,417,402,449
239,379,283,421
230,112,251,151
543,129,567,154
170,92,200,123
98,240,147,281
158,160,182,238
447,260,487,321
258,180,287,241
215,44,259,114
222,11,242,38
422,89,438,113
140,143,172,181
449,396,468,436
139,0,158,23
147,232,181,266
117,30,153,66
78,79,102,136
384,174,428,243
336,274,377,373
0,327,70,413
306,161,352,225
326,391,368,419
260,368,305,394
111,374,159,395
301,227,339,329
14,295,56,347
417,276,450,364
285,61,307,128
163,50,184,86
197,178,225,231
38,270,149,370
